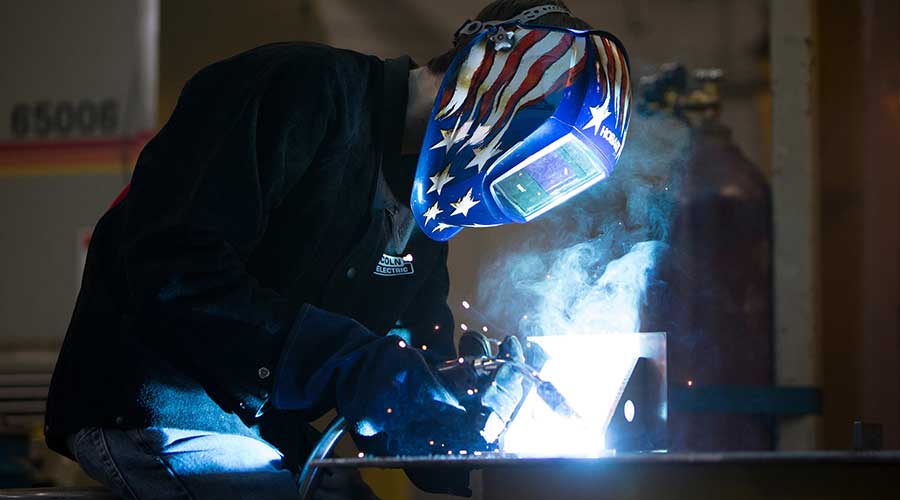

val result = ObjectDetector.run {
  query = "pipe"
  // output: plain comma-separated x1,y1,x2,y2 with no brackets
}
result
297,416,348,500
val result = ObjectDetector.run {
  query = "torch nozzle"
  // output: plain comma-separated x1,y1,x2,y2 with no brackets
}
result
535,380,580,419
474,358,582,420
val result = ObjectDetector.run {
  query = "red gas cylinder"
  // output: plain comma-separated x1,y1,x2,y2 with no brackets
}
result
641,65,774,450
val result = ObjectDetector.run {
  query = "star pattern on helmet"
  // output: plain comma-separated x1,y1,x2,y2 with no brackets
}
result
423,201,443,225
433,222,454,233
466,142,502,172
426,164,455,195
450,188,481,217
582,91,611,136
430,117,469,152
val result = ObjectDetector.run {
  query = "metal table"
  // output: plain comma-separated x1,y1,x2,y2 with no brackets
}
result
316,451,900,500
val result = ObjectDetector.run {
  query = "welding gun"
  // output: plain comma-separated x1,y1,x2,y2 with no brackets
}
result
436,332,580,433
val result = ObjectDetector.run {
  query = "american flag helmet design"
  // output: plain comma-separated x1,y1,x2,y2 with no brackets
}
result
412,23,632,241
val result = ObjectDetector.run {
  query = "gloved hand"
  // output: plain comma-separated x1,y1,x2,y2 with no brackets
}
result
272,305,487,496
453,332,531,443
275,304,483,436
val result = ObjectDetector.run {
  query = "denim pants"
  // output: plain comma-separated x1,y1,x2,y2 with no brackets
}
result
67,427,377,500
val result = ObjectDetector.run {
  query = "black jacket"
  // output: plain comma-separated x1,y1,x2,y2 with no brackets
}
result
45,43,456,464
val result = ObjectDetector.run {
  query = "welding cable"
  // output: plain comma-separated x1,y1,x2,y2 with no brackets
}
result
297,416,348,500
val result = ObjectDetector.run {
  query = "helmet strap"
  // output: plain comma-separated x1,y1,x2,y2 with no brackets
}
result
453,4,572,44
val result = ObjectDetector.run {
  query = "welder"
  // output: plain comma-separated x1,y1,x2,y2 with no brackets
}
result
44,1,631,498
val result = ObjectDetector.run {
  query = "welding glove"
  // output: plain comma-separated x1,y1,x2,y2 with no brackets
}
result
457,332,530,443
274,305,481,438
272,305,485,496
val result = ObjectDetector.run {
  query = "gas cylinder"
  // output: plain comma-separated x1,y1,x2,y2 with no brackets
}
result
641,64,774,451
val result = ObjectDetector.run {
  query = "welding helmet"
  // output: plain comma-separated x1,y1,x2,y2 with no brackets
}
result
411,7,632,241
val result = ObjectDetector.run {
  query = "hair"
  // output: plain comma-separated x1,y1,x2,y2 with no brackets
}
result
426,0,593,74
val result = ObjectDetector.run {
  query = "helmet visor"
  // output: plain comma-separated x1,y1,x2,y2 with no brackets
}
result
490,126,608,222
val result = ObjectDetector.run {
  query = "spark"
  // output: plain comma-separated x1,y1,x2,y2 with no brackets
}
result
461,323,469,331
402,253,414,262
386,407,393,414
397,340,407,348
462,300,471,309
482,326,489,333
429,440,435,446
459,450,468,455
687,380,693,387
357,452,365,458
421,344,428,350
466,388,475,396
434,324,440,331
523,314,529,320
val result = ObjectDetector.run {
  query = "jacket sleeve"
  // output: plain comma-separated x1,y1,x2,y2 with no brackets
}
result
120,51,336,421
400,243,457,359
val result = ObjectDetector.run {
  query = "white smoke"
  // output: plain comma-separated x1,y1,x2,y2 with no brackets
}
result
477,113,690,456
478,113,690,337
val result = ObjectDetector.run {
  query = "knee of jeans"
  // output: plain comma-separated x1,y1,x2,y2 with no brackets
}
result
68,428,108,482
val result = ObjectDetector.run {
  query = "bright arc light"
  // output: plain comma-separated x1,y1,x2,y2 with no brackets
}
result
501,334,642,457
624,400,635,422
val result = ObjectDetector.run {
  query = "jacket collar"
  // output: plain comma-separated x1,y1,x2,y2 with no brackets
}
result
380,56,417,207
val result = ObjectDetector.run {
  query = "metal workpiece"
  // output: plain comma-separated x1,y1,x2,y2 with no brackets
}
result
0,488,117,499
315,452,900,500
313,450,900,469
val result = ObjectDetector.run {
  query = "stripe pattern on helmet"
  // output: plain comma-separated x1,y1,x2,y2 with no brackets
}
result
413,26,632,241
430,28,587,172
591,34,631,152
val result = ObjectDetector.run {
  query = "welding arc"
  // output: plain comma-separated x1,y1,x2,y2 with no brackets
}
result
536,381,580,419
494,359,582,420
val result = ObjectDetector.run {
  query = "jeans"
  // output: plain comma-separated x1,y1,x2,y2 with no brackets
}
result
67,427,378,500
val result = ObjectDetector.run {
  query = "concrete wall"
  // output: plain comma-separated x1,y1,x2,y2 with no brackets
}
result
0,0,157,349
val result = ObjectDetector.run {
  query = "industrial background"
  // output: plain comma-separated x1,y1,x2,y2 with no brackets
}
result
1,0,898,498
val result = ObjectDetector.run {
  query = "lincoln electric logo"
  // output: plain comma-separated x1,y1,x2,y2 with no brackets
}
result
374,254,415,277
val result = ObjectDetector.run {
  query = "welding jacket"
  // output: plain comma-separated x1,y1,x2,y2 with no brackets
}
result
44,43,457,469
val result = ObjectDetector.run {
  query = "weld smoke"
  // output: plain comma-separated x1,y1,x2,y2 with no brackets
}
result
478,114,690,337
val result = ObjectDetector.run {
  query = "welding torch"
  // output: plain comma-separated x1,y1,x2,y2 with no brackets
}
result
297,351,579,499
437,354,581,419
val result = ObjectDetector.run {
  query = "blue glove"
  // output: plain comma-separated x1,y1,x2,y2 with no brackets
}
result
273,305,486,496
273,305,474,438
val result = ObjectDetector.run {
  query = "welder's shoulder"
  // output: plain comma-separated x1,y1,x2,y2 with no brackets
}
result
190,42,378,98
